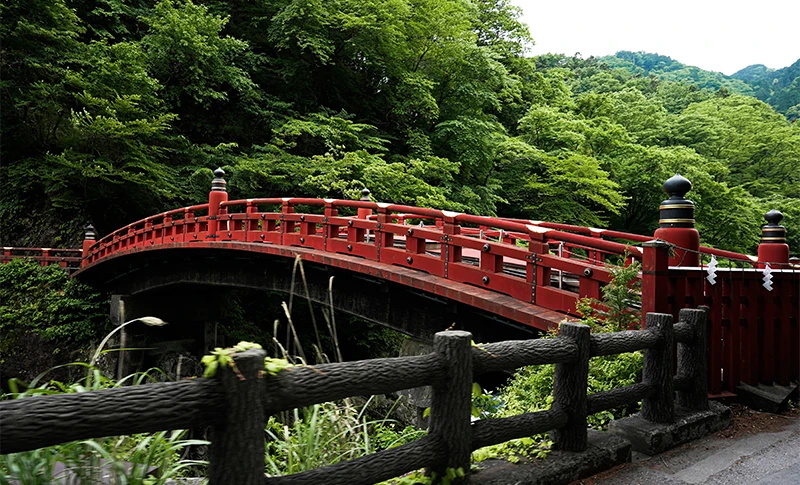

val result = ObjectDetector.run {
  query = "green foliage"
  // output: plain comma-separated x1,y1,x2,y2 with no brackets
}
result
602,51,755,96
0,428,206,485
471,436,553,464
496,341,642,432
376,467,465,485
265,401,425,476
732,59,800,119
141,0,258,112
200,340,293,378
576,257,642,332
0,259,108,352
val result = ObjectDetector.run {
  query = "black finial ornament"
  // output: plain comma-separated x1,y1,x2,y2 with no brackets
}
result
663,173,692,198
764,209,784,225
761,209,786,243
360,188,371,201
211,168,227,192
85,223,97,240
659,173,695,228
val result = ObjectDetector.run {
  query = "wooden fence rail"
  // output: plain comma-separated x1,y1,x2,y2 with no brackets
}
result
0,308,708,484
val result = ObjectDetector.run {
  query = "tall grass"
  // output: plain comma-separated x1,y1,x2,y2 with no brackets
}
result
264,400,425,476
263,257,425,476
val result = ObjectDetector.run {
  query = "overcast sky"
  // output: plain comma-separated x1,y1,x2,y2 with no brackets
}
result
513,0,800,75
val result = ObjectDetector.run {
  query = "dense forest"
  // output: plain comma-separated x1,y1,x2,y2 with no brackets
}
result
2,0,799,255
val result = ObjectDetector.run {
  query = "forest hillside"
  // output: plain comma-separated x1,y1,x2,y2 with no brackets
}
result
2,0,798,255
602,51,800,119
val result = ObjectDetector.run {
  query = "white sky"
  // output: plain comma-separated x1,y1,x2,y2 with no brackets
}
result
513,0,800,75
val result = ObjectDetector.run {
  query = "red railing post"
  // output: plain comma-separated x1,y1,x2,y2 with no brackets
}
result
81,224,97,267
207,168,228,240
642,240,670,326
163,213,174,242
528,231,549,302
357,188,372,220
280,199,295,245
757,209,790,268
590,228,605,264
144,219,154,246
441,212,461,268
324,200,339,248
579,271,601,301
653,173,700,267
754,210,792,385
243,200,258,239
184,208,195,240
377,205,393,249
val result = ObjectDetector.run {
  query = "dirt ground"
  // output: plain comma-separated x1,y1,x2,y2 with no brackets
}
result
714,403,800,438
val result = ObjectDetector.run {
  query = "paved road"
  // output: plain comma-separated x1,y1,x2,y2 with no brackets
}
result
575,408,800,485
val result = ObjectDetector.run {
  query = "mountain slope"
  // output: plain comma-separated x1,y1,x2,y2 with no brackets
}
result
601,51,800,119
732,59,800,117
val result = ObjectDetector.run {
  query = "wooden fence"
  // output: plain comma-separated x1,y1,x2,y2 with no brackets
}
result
1,309,708,484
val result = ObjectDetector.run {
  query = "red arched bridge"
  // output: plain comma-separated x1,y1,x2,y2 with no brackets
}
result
2,170,797,396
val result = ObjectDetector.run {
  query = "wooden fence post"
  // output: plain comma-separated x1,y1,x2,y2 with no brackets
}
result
552,322,590,451
641,313,675,423
676,307,709,411
428,330,473,482
209,348,266,485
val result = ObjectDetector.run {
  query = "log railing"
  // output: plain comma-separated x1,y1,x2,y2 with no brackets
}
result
0,308,709,484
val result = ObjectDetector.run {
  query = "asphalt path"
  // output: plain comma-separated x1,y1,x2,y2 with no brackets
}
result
574,407,800,485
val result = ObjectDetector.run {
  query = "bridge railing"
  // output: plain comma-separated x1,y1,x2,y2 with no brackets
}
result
0,308,709,484
80,195,646,318
84,204,210,264
1,247,83,272
651,265,799,395
205,197,642,316
502,218,757,268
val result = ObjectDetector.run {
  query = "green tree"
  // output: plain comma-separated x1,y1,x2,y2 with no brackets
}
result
674,95,800,198
141,0,268,145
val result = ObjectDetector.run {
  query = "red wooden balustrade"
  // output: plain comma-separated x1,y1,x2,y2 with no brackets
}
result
81,198,650,319
641,242,799,395
670,267,798,395
1,247,83,272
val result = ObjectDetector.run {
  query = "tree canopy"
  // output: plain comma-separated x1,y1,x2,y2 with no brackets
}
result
2,1,798,255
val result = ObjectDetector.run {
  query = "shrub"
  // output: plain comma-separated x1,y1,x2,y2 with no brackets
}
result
473,256,645,462
0,258,108,348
